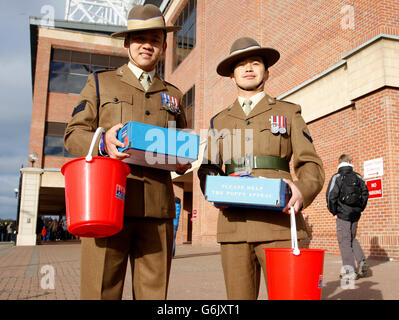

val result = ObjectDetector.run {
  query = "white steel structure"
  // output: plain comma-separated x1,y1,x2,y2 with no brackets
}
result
65,0,144,26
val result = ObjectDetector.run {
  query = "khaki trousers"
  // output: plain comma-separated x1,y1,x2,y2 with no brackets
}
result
220,240,292,300
80,218,173,300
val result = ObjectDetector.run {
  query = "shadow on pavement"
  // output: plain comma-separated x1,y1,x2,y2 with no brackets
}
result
173,251,221,259
322,279,383,300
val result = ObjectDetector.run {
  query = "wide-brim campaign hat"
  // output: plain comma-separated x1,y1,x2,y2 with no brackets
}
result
216,37,280,76
112,4,181,38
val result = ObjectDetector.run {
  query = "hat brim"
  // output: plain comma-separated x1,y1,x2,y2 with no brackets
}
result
216,47,280,77
111,25,181,38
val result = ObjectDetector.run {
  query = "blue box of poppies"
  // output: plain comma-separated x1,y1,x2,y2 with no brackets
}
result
117,121,199,171
205,176,289,210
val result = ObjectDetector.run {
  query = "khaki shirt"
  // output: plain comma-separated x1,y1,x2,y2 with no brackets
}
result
198,94,325,242
64,64,187,219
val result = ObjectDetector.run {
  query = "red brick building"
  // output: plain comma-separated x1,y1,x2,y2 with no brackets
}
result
21,0,399,260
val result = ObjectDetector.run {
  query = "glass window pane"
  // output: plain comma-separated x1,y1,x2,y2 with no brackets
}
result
52,49,70,62
91,54,110,67
49,72,68,93
50,61,69,73
70,63,90,75
44,136,64,156
184,4,189,24
173,0,197,69
69,74,88,94
186,105,193,129
110,56,128,68
45,122,66,136
71,51,90,64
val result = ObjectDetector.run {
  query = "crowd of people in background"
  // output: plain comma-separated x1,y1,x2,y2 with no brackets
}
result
0,216,78,245
36,216,79,244
0,221,16,242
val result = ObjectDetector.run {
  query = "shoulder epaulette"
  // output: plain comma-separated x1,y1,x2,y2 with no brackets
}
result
275,98,296,105
210,110,224,132
92,69,113,110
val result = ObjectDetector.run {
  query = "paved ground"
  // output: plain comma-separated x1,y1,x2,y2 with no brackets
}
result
0,240,398,300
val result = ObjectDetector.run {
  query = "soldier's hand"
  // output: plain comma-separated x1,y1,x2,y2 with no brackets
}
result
175,162,192,175
104,123,130,160
282,178,303,214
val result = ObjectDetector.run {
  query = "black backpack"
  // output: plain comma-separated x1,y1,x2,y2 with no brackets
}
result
339,172,363,207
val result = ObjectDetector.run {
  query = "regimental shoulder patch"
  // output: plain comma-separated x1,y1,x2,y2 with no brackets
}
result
72,101,86,117
303,130,313,143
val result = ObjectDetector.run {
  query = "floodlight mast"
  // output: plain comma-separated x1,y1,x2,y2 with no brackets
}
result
64,0,144,26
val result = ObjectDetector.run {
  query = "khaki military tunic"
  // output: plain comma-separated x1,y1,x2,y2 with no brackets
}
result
64,64,187,300
199,94,324,242
198,94,325,299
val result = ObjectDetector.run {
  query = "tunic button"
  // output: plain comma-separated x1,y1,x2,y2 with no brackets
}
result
145,110,151,116
113,97,119,102
145,93,150,98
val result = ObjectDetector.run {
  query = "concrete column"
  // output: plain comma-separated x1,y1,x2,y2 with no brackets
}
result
16,168,43,246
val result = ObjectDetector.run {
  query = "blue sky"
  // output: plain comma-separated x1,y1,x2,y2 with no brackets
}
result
0,1,65,220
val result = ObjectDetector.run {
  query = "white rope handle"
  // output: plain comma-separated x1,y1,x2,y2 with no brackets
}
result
290,206,300,255
85,127,105,162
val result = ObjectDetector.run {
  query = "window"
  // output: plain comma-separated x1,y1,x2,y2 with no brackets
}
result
44,122,75,158
49,49,128,94
183,85,195,129
156,58,165,80
173,0,196,69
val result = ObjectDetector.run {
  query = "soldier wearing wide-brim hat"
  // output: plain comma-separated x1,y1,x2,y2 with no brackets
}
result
65,4,190,300
198,37,325,299
111,4,181,38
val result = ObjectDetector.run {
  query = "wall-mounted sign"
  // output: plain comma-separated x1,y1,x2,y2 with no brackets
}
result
366,178,383,199
364,158,383,179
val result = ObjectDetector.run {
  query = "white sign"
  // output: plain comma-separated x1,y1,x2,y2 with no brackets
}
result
364,157,383,179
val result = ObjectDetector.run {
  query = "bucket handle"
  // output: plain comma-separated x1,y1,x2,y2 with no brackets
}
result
290,206,300,256
86,127,105,162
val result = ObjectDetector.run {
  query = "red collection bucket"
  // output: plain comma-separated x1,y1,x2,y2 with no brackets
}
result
263,248,325,300
263,207,325,300
61,128,130,238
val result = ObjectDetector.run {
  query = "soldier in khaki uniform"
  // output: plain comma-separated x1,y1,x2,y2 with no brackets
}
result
64,4,190,300
198,37,325,299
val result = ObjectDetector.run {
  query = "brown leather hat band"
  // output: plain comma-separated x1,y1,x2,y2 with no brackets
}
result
127,16,165,30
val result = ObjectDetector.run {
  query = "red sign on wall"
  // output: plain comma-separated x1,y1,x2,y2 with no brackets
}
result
366,178,383,199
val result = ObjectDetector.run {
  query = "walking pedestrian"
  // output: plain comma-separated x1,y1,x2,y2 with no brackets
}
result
326,154,370,280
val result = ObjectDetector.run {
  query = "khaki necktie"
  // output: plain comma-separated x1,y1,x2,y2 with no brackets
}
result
242,98,252,116
140,72,151,91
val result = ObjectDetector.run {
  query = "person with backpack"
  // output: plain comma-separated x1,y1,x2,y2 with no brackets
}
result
326,154,370,280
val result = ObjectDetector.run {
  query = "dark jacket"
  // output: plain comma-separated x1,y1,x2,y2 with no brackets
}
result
326,165,369,222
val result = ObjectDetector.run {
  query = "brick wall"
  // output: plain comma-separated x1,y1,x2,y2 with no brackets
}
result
166,0,399,129
305,87,399,259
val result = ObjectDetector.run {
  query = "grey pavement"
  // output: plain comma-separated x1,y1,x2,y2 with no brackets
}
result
0,241,398,300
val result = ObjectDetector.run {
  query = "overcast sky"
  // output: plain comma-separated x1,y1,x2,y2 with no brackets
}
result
0,1,65,220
